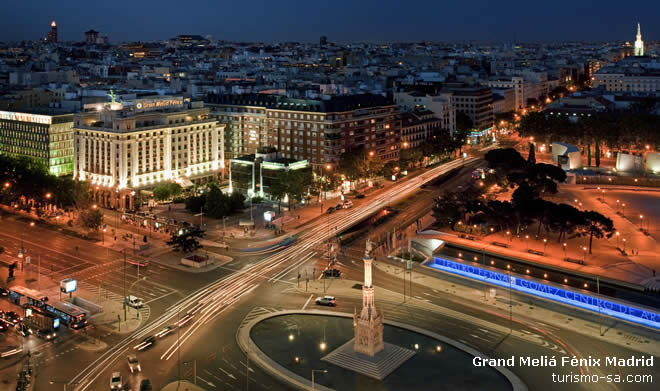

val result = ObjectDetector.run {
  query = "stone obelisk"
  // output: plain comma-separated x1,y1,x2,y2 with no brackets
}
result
354,238,384,356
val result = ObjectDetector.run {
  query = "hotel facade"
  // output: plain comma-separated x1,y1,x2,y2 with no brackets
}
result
73,96,224,209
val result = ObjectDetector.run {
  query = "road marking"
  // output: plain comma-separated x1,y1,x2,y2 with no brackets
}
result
197,376,216,388
302,294,313,310
144,290,179,304
239,361,255,373
218,367,237,380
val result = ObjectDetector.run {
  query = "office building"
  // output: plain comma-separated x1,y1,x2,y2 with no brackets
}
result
0,109,74,176
73,96,224,209
229,150,310,198
85,30,99,44
446,84,494,132
393,90,456,134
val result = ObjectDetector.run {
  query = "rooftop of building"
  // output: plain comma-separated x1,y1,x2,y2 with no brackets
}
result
206,93,393,113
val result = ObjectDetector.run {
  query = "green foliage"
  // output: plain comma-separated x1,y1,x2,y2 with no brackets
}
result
183,184,245,219
0,154,91,209
456,111,474,132
166,226,205,253
399,148,423,170
79,208,104,230
152,182,183,201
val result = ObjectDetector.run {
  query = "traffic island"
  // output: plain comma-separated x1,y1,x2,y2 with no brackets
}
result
237,310,525,391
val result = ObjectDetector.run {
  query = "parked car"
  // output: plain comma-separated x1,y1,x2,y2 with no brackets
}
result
139,379,153,391
110,372,123,389
342,201,353,209
3,311,20,324
315,296,337,306
127,354,141,373
336,203,344,209
37,328,57,340
326,207,336,214
0,287,9,296
356,193,366,199
322,269,342,278
125,295,144,309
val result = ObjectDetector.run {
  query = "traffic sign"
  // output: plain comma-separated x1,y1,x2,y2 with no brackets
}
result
25,256,31,264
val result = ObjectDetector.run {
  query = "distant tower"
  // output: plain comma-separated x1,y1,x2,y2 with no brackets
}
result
353,239,384,357
85,29,99,44
47,21,58,43
634,23,644,56
320,35,328,46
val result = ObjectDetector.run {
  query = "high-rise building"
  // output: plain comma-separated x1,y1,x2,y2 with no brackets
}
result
47,21,58,43
634,23,644,57
0,109,74,176
320,35,328,46
85,29,99,44
206,94,401,168
445,84,494,132
73,96,224,209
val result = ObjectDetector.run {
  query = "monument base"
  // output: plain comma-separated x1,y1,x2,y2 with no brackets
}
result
321,338,415,380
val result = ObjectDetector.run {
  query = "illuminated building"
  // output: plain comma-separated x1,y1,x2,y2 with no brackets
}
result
0,109,74,176
47,21,58,43
85,30,99,44
207,93,401,168
634,23,644,57
73,96,224,209
229,150,310,198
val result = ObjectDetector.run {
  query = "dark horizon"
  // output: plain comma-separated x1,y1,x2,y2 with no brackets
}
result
1,0,658,44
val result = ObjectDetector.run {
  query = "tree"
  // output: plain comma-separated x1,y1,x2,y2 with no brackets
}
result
576,211,615,254
166,226,205,254
79,209,103,230
184,194,205,214
339,148,367,181
399,148,423,170
270,171,289,213
383,161,398,178
153,184,171,201
456,111,473,132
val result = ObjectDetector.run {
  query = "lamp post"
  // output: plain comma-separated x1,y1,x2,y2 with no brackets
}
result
543,238,547,253
525,235,529,250
312,369,328,390
562,242,567,259
583,246,587,263
621,203,626,217
622,238,627,253
639,215,644,229
615,232,620,249
506,231,511,242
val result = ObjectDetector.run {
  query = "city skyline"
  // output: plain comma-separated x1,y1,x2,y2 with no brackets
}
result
1,0,659,43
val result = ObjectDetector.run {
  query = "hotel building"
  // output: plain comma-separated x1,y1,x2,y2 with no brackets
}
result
73,96,224,209
0,109,74,176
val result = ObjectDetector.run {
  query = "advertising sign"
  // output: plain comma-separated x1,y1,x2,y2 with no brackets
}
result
60,278,77,293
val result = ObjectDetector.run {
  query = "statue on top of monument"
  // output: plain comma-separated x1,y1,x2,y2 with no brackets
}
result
365,238,373,259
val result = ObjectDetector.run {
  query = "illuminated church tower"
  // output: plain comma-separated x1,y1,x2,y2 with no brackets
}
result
47,21,58,43
634,23,644,57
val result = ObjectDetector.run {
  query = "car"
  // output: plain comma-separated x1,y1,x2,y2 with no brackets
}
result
125,295,144,309
3,311,20,324
110,372,122,389
37,328,57,340
127,354,141,373
322,269,341,278
139,379,153,391
336,203,344,209
0,287,8,296
315,296,336,306
134,336,156,351
356,193,366,199
342,201,353,209
326,207,336,214
0,321,7,332
175,313,194,327
154,325,175,338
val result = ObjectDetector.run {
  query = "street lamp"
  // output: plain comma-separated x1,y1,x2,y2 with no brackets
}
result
583,246,587,262
639,215,644,229
543,238,547,253
506,231,511,242
562,242,567,258
615,232,620,249
312,369,328,390
622,238,626,252
621,203,626,216
525,235,529,250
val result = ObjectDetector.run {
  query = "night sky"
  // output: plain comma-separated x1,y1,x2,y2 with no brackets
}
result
1,0,658,43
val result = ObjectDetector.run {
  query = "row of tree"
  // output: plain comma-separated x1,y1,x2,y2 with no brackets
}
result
270,168,313,212
0,155,90,209
433,148,615,253
518,112,660,164
152,182,183,201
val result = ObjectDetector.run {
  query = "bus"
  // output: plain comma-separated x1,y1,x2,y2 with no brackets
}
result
24,305,60,330
45,301,89,329
8,286,48,308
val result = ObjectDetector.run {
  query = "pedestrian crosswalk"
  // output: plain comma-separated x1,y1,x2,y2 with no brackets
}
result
238,306,281,330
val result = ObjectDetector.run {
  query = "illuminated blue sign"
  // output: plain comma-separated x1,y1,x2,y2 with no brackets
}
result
53,318,60,329
430,257,659,329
